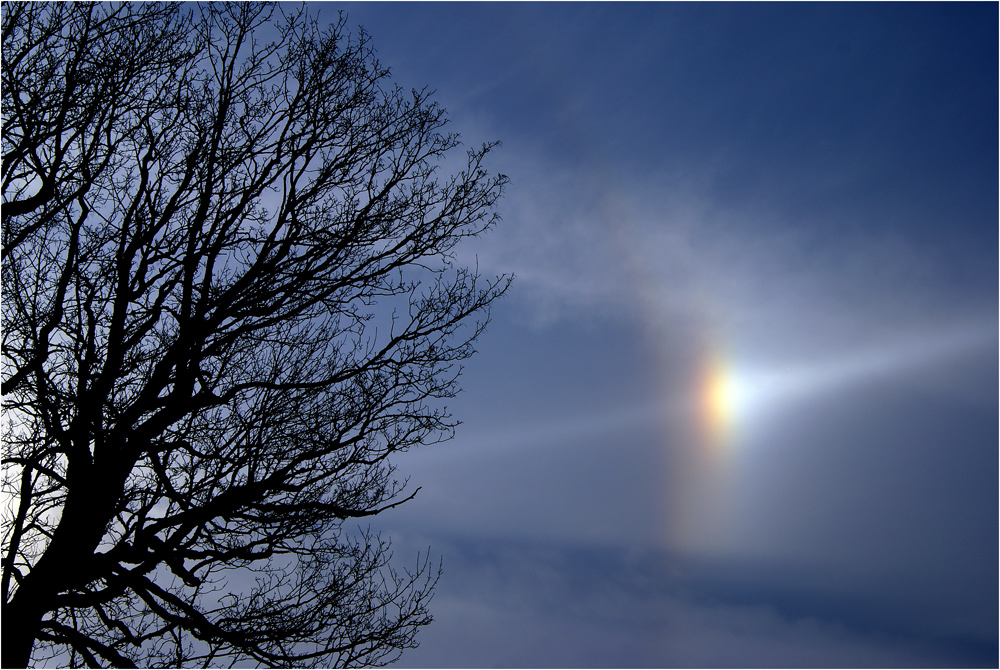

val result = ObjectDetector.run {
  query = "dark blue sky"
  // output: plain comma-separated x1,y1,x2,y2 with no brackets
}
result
329,3,997,667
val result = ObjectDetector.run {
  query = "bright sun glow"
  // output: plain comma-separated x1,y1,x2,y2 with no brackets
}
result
693,323,993,457
700,355,740,449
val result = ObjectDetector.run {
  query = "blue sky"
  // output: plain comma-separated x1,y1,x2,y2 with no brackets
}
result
330,3,997,667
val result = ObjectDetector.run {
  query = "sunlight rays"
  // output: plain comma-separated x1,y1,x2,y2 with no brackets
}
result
669,319,996,557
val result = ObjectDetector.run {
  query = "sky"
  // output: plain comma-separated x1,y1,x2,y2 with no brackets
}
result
327,3,998,667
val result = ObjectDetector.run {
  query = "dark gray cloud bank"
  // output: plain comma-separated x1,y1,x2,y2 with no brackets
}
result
335,2,997,667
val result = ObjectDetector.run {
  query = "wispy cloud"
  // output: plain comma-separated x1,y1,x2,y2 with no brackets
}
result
466,141,995,361
382,535,987,668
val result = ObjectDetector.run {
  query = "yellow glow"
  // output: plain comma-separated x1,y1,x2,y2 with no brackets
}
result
700,354,737,451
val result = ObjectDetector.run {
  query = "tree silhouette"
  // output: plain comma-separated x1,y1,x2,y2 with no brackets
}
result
1,3,509,666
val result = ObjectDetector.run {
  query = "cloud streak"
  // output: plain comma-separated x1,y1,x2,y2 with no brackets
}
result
379,535,988,668
343,5,997,666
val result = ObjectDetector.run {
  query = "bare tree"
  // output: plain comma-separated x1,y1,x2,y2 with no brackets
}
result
1,2,509,666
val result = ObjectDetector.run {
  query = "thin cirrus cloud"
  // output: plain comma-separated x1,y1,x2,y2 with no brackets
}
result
427,138,997,662
475,140,993,350
340,3,996,667
379,533,982,669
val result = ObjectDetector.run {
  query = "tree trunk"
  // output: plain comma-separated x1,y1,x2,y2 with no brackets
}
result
2,480,117,667
2,586,48,668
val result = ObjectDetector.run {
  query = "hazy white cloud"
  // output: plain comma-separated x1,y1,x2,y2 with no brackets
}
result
437,144,997,641
465,142,995,364
384,536,975,668
342,8,998,667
